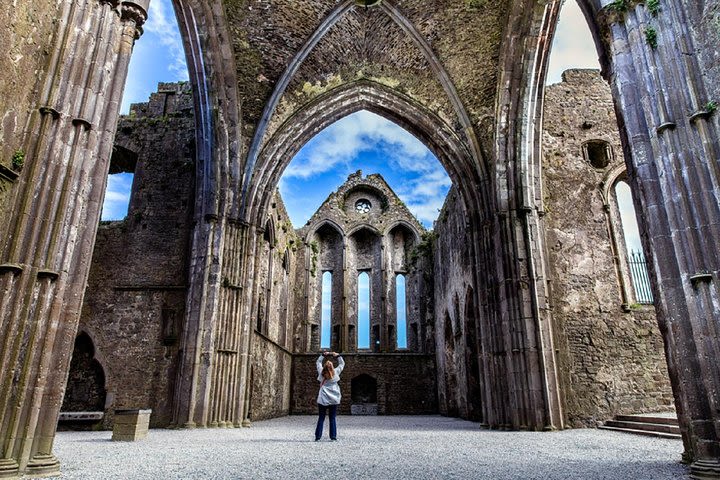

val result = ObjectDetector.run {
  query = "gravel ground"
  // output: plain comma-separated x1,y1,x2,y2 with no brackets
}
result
47,415,688,479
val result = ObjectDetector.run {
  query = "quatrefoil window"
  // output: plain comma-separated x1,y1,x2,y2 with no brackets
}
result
355,199,372,214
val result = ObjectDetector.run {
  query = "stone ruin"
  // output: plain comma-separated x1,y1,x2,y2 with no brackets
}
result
65,72,673,430
1,2,720,478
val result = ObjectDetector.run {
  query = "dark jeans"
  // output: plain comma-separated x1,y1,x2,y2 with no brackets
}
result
315,404,337,440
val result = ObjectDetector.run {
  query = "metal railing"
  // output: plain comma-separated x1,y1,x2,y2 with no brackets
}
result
628,250,654,304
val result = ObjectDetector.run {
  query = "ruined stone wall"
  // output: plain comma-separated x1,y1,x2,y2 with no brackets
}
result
542,70,674,427
295,172,432,354
249,194,301,420
291,354,436,415
250,334,293,421
432,188,477,420
254,194,299,347
73,83,196,428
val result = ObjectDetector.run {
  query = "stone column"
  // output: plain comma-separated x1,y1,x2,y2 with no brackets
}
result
591,2,720,476
172,219,258,429
0,1,148,477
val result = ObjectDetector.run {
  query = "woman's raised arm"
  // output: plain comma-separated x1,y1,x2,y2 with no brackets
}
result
316,355,325,375
336,355,345,376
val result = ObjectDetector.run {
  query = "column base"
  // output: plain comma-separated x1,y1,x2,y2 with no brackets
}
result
690,459,720,479
0,459,19,479
25,454,61,478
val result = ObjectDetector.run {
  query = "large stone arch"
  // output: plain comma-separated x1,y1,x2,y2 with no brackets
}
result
504,0,720,473
245,79,488,229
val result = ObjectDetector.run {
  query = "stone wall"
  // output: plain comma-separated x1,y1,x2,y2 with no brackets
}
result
432,70,675,427
291,354,437,415
72,83,196,428
250,334,293,421
432,188,479,420
295,172,433,354
542,70,674,427
249,193,300,420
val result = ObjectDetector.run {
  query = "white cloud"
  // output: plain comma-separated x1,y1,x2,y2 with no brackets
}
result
120,0,189,113
101,173,133,221
546,1,600,85
284,111,434,179
284,110,452,227
395,167,452,225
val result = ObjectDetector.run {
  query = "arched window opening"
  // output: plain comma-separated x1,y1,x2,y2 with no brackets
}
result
615,181,653,304
321,271,333,349
282,248,290,273
464,288,482,422
546,1,600,85
258,220,275,336
61,333,106,413
279,110,450,231
358,272,371,349
396,274,407,349
102,146,138,221
443,311,458,417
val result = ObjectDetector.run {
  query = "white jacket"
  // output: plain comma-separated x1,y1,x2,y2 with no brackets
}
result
316,355,344,406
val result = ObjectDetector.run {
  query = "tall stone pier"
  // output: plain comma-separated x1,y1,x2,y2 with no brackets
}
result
0,1,148,477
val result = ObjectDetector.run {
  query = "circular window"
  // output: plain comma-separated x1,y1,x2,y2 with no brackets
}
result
355,199,372,214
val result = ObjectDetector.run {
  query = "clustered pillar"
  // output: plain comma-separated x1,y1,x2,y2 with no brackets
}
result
593,2,720,477
0,1,148,477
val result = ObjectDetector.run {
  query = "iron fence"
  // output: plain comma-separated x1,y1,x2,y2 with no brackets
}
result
628,250,654,304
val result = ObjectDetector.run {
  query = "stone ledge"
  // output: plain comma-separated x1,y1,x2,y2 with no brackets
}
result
58,411,104,422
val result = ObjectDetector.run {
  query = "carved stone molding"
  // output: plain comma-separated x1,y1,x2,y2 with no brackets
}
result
121,2,148,28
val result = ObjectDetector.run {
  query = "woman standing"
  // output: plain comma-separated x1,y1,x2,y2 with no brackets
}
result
315,351,344,441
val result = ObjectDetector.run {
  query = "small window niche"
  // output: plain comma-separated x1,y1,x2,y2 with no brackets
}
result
102,145,138,221
583,140,613,170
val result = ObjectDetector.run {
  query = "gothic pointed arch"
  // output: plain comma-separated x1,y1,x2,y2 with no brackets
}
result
246,80,487,229
238,0,484,208
385,221,421,243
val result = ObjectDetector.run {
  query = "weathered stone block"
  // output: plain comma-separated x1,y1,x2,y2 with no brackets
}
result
112,409,151,441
